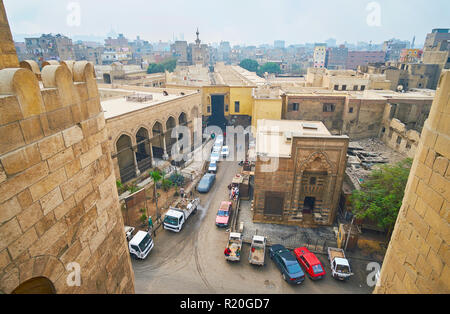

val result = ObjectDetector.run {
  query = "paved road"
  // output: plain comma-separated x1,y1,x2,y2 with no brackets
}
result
132,159,374,294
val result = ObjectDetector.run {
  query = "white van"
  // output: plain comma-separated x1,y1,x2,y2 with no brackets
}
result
128,231,154,259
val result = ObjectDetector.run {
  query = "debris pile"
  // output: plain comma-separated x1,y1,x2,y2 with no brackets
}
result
346,138,406,190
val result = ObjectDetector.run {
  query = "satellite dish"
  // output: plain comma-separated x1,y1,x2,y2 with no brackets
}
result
397,85,404,92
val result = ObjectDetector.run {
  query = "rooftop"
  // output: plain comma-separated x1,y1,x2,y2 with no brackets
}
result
100,87,197,119
256,120,341,158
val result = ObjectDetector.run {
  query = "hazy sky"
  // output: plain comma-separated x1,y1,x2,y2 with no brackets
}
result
4,0,450,45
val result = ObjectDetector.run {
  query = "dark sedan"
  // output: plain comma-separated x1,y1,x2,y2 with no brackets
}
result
269,244,305,285
197,173,216,193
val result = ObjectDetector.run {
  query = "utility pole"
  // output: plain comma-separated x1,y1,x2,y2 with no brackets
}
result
344,216,355,252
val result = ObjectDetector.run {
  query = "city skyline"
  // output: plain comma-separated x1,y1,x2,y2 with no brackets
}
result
5,0,449,46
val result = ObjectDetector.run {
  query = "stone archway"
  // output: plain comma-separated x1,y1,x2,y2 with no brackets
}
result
151,121,164,159
295,152,334,219
116,134,136,182
12,277,56,294
136,127,152,173
165,116,177,157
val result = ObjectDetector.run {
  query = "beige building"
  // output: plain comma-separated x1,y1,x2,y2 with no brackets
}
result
252,120,349,227
0,1,134,294
98,85,202,183
374,70,450,294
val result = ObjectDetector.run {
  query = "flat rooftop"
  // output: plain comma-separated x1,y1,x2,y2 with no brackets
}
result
281,88,435,101
255,120,336,158
100,88,197,119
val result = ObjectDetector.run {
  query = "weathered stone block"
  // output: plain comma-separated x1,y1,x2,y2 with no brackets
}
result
38,133,65,160
65,158,81,179
47,147,75,172
0,196,21,224
28,220,68,257
0,122,25,154
0,218,22,251
74,181,93,204
433,156,449,177
0,95,23,125
53,196,76,220
62,125,84,148
46,107,74,132
0,161,48,204
79,145,102,169
19,116,44,144
8,227,38,259
29,167,67,202
39,187,64,216
0,143,41,176
41,88,62,112
17,202,43,232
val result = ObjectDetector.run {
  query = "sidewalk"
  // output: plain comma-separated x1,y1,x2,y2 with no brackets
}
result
236,199,338,253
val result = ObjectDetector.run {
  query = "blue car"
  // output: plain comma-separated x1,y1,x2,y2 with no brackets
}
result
197,173,216,193
269,244,305,285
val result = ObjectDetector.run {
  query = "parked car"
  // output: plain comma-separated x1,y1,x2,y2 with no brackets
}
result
197,173,216,193
210,151,220,163
293,247,326,280
221,146,229,159
208,161,218,173
328,247,354,281
215,201,232,227
269,244,305,285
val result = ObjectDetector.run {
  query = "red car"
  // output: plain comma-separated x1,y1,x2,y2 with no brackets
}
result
293,247,326,280
215,201,232,228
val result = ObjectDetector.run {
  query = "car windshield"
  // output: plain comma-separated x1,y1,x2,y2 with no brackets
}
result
312,264,324,274
209,163,216,168
287,263,303,274
211,153,219,158
336,264,350,273
138,233,152,252
164,215,178,225
217,210,228,216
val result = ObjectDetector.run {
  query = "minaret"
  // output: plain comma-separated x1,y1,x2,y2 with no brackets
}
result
195,28,201,46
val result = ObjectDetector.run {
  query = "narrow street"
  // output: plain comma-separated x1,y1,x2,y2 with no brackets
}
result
132,156,374,294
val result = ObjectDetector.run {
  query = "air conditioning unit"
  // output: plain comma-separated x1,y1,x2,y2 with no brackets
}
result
284,132,292,142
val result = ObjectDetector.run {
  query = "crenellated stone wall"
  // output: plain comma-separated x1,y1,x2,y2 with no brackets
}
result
0,57,135,293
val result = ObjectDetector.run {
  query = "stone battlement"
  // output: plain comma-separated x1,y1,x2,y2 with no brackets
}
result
0,58,135,294
0,60,102,156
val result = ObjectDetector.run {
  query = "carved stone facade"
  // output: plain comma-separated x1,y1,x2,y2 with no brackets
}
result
253,120,349,227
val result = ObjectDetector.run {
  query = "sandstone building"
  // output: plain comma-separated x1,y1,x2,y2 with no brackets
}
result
252,120,349,227
374,70,449,294
98,85,202,183
0,1,134,294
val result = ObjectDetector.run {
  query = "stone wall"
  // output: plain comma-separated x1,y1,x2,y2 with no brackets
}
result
374,70,450,294
0,1,18,69
0,59,135,293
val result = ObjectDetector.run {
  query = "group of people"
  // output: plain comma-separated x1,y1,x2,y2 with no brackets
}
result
228,184,239,201
224,247,240,257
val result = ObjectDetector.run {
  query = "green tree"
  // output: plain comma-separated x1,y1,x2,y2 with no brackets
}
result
147,58,177,74
147,63,165,74
162,58,177,72
257,62,281,77
239,59,259,72
350,158,413,240
149,169,164,221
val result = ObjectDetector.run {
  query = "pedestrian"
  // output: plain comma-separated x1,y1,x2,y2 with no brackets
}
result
148,216,153,233
180,187,185,198
224,247,231,257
